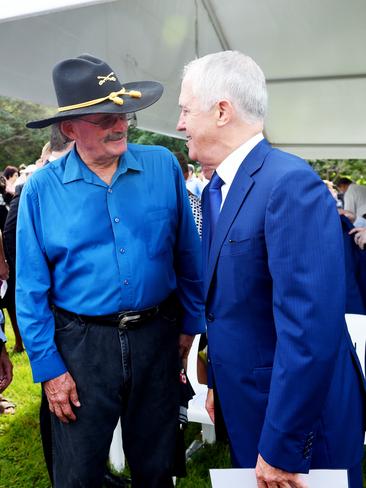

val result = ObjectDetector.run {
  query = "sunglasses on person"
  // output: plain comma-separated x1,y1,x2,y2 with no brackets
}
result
78,113,136,130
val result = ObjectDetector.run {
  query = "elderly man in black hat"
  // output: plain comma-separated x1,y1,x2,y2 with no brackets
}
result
16,54,204,488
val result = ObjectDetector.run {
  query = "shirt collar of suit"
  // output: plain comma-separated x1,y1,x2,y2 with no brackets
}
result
216,132,264,188
215,132,264,206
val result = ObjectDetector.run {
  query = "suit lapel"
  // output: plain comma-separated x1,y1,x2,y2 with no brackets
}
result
204,139,272,298
201,186,211,273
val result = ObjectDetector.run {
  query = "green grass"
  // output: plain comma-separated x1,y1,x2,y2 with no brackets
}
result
174,420,231,487
0,319,365,487
0,324,49,487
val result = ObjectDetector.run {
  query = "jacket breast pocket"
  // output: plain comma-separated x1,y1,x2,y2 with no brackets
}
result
144,209,173,258
221,231,266,258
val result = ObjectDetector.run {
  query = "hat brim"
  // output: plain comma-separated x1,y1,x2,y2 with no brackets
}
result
27,81,163,129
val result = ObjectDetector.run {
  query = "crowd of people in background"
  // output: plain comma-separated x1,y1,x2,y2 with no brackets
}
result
0,127,75,413
0,127,74,358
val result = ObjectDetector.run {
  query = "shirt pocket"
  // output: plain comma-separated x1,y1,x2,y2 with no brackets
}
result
144,209,172,258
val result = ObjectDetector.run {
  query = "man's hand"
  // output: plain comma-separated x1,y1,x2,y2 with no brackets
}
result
255,454,308,488
0,260,9,281
338,208,356,222
205,387,215,423
349,227,366,250
179,333,194,371
0,345,13,393
43,371,80,423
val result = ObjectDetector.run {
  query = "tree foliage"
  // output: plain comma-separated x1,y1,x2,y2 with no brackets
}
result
0,96,191,170
1,95,365,180
0,96,53,169
309,159,366,185
128,127,189,157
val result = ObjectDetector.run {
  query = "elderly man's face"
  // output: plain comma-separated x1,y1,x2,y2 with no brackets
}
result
177,80,218,172
63,113,129,165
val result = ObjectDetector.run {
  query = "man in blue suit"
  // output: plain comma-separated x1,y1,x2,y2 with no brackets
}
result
177,51,365,487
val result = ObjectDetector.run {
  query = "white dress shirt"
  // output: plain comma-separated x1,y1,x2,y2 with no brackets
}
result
216,133,264,208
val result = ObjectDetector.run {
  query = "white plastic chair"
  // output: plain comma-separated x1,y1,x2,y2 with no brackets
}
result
109,419,125,472
186,334,215,444
345,313,366,377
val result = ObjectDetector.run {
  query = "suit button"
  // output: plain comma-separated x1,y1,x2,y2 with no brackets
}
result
207,313,215,322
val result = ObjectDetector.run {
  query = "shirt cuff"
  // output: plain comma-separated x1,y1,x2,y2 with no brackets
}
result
258,420,312,473
181,312,206,335
30,350,67,383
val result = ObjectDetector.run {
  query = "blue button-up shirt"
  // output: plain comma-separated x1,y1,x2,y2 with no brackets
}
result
16,144,205,382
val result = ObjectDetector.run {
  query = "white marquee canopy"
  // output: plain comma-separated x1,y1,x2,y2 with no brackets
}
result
0,0,365,159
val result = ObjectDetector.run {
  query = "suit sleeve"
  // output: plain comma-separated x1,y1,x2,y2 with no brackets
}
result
3,192,20,271
258,168,346,472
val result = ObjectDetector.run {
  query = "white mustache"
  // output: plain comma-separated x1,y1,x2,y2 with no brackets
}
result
104,132,127,142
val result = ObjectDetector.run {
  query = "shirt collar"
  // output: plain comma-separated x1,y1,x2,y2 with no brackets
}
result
216,132,264,186
63,144,143,185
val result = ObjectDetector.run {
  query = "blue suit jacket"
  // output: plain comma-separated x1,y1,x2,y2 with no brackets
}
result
203,139,365,472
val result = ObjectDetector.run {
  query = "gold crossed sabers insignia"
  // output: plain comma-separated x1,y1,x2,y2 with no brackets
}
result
97,72,117,86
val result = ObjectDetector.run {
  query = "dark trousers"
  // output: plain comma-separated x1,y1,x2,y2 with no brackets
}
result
40,388,54,484
51,307,180,488
347,462,363,488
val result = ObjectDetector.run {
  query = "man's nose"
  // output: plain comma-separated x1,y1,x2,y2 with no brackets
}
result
114,116,128,130
176,113,185,132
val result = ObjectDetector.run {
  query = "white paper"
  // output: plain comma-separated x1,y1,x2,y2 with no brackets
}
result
0,280,7,299
210,468,348,488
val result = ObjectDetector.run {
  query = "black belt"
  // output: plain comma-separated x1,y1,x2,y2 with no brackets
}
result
54,305,160,329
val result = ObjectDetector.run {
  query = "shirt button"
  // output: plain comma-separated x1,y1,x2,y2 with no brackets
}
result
120,248,126,254
107,188,113,193
114,217,120,223
207,313,215,322
123,280,129,286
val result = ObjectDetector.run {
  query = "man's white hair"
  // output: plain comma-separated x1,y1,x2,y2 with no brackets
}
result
182,50,267,124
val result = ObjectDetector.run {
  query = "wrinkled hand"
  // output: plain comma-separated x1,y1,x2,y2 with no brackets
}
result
255,454,308,488
205,387,215,423
43,371,80,423
349,227,366,250
0,260,9,281
179,333,194,371
0,345,13,393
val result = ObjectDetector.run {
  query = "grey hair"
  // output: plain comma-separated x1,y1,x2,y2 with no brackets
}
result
52,123,72,151
182,51,267,124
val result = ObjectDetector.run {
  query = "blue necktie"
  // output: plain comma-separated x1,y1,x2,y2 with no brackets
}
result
208,172,224,236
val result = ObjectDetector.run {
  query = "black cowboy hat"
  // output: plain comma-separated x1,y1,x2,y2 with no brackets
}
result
27,54,163,129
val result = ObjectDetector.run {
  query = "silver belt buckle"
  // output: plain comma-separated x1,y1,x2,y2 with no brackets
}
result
118,313,141,329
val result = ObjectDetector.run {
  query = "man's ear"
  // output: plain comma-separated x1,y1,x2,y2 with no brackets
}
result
60,120,76,140
215,100,233,127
